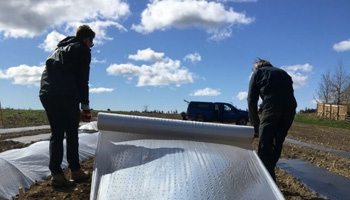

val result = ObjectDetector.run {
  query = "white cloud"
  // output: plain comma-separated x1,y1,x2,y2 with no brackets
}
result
333,39,350,52
89,87,114,93
236,91,248,100
128,48,165,62
0,65,44,86
91,57,106,64
107,50,194,87
131,0,254,40
0,0,130,38
283,63,313,73
208,25,233,41
281,63,313,89
39,31,66,52
184,53,201,63
190,87,221,96
107,63,141,77
288,72,308,89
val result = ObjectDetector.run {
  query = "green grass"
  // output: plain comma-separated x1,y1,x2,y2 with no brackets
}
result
1,109,49,128
294,113,350,129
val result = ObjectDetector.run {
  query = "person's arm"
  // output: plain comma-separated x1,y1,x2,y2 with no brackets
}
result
247,72,260,135
78,46,91,109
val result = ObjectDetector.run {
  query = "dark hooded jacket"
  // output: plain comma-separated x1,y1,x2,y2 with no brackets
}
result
248,66,297,127
39,36,91,105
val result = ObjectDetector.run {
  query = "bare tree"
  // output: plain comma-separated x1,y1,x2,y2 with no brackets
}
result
143,105,149,113
330,60,350,105
317,69,333,103
317,60,350,105
343,83,350,106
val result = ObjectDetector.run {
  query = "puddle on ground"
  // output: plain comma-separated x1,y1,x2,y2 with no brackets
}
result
278,159,350,200
285,138,350,158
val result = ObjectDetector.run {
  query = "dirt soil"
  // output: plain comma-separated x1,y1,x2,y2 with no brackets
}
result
2,121,350,200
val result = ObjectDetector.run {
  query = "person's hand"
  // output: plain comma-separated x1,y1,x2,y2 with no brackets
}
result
80,104,92,122
249,114,260,138
253,123,259,138
81,110,92,122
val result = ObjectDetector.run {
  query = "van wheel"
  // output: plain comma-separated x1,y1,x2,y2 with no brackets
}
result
196,115,205,122
236,117,247,125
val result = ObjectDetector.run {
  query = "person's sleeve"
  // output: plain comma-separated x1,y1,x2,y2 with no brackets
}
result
247,72,260,131
78,47,91,106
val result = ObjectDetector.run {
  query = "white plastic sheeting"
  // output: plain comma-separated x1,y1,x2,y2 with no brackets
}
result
91,113,284,200
0,124,98,200
79,122,98,133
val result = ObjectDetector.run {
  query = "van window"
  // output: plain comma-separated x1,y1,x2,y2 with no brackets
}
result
224,104,232,111
223,104,237,112
214,104,219,111
197,103,210,108
190,102,211,108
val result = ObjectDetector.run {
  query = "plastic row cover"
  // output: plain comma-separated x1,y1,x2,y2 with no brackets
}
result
0,128,98,200
91,113,284,200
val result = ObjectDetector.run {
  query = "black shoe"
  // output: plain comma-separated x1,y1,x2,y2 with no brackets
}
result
50,174,76,187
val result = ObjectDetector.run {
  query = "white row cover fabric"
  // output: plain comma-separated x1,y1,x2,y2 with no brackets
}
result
91,113,284,200
0,130,98,200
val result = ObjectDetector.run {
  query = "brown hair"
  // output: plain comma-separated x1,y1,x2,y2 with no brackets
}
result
75,25,95,40
253,58,272,72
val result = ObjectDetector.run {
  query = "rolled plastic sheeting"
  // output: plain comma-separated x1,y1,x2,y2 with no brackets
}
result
97,113,254,149
91,113,284,200
0,132,98,200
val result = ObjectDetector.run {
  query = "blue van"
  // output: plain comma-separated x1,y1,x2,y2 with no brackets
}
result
185,101,249,125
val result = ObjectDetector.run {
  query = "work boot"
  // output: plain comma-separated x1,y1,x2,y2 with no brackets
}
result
71,169,90,183
50,174,76,187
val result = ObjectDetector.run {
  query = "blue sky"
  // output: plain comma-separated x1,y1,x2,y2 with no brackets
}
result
0,0,349,112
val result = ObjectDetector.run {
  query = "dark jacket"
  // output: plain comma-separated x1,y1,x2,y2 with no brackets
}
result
248,66,297,126
39,36,91,105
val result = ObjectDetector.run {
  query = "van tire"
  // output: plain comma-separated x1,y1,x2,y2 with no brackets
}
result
236,117,247,125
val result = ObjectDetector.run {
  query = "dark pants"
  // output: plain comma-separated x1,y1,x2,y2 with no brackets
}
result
258,108,295,181
40,95,81,175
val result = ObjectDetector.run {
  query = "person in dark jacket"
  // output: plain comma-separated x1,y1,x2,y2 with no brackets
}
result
39,25,95,187
247,58,297,181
